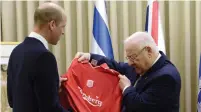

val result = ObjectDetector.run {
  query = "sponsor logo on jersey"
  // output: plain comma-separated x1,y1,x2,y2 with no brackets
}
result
78,86,102,107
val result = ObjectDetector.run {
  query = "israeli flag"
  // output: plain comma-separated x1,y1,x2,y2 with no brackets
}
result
91,0,114,59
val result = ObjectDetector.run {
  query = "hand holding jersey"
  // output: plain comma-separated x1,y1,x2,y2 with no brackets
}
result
60,58,122,112
75,52,130,92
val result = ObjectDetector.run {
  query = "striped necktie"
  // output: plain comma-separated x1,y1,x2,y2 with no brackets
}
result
134,76,142,87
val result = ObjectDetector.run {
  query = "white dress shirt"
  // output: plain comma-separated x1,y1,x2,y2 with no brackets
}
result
152,53,161,66
29,32,49,49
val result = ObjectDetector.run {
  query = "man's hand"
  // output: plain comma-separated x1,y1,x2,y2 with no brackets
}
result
75,52,91,63
59,77,67,92
118,75,131,92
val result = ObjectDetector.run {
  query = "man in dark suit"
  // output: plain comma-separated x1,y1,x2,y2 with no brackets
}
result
75,32,181,112
7,2,71,112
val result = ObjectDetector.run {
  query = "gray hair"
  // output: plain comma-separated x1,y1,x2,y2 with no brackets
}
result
124,31,159,53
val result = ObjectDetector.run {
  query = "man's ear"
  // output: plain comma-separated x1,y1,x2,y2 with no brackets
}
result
49,20,56,31
146,46,152,53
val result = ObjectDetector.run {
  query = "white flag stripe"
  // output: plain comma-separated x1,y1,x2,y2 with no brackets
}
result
158,13,166,54
148,0,153,34
91,37,106,57
94,1,109,28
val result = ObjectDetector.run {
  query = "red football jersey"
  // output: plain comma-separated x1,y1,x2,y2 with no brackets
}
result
60,58,122,112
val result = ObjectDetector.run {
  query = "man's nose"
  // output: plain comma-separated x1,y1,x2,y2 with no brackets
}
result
62,28,65,35
128,60,134,66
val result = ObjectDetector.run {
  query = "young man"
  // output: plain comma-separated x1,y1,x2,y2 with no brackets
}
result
7,2,70,112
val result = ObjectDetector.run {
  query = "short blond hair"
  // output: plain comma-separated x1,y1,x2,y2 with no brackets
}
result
34,2,65,26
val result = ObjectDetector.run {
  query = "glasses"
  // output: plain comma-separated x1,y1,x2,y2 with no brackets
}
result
125,47,146,61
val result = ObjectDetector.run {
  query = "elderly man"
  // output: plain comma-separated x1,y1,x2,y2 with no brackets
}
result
7,2,71,112
75,32,181,112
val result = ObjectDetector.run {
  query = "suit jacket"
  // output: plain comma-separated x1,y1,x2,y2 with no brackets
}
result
89,55,137,86
90,51,181,112
7,37,70,112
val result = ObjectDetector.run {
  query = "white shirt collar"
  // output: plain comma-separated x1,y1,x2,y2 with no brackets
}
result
29,32,49,49
152,52,161,66
140,53,161,76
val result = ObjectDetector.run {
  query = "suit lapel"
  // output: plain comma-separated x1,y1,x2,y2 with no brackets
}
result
134,51,167,92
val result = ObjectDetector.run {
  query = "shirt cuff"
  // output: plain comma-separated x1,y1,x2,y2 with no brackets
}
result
122,85,129,93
